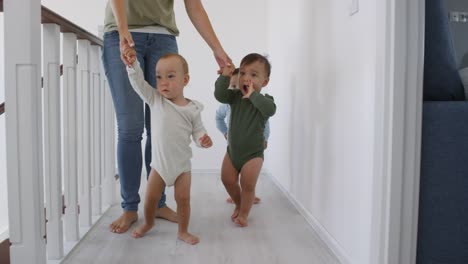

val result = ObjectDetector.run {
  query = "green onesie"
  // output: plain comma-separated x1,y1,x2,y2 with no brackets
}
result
214,75,276,171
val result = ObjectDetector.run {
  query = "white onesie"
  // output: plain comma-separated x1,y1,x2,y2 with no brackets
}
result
127,61,207,186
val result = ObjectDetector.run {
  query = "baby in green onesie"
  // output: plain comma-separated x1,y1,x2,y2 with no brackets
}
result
214,53,276,227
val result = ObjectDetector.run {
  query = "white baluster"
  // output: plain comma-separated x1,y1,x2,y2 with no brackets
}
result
43,23,64,259
4,0,47,263
103,75,117,207
90,45,102,216
62,32,79,241
98,27,117,208
77,40,92,227
99,48,108,210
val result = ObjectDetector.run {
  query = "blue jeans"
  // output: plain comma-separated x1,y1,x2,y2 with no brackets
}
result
102,31,178,211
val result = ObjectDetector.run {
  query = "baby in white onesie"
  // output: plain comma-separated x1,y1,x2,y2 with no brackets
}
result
124,49,212,245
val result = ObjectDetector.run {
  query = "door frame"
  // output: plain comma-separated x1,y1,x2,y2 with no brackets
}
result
371,0,425,263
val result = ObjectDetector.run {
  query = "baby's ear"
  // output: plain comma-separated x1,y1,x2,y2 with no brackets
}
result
184,74,190,86
262,77,270,87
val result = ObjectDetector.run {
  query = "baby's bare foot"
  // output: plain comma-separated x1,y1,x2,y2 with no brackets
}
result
234,216,248,227
132,222,154,238
155,206,178,223
231,207,240,222
226,197,261,204
109,211,138,234
178,232,200,245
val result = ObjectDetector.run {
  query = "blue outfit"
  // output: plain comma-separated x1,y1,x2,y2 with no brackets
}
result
102,31,178,211
215,104,270,140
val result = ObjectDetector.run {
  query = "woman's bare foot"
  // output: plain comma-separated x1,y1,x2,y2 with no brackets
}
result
109,211,138,233
132,222,154,238
178,232,200,245
231,206,240,222
226,197,261,204
155,206,178,223
234,216,248,227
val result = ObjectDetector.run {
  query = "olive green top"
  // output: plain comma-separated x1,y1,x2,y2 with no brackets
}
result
104,0,179,35
214,75,276,158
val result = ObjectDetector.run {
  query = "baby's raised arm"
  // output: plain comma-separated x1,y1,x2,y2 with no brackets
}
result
125,49,159,105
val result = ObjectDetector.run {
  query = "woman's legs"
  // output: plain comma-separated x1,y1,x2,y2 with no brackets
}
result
102,31,178,232
103,31,146,233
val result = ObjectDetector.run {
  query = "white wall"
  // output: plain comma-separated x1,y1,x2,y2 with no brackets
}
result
41,0,268,171
265,1,377,263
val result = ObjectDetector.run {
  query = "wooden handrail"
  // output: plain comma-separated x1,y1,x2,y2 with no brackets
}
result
0,0,102,46
0,0,102,116
0,238,10,264
41,6,103,47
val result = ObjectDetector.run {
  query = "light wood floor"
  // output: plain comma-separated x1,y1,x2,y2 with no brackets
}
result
62,173,340,264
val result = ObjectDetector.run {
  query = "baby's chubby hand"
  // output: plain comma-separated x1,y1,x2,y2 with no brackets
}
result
123,47,137,65
199,134,213,148
242,80,255,99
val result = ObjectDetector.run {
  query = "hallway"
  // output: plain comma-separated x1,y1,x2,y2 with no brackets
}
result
62,173,340,264
1,0,427,263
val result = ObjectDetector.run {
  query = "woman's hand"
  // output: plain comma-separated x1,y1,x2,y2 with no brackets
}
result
221,63,235,77
110,0,134,66
123,47,137,65
214,48,233,74
119,31,135,66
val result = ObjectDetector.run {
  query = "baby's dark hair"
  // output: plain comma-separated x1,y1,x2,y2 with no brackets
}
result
232,68,240,75
240,53,271,77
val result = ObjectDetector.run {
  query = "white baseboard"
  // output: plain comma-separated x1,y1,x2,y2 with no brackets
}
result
267,173,352,264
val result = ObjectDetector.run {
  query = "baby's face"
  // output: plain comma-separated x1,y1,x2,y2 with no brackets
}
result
239,61,269,92
155,57,189,100
229,73,239,89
